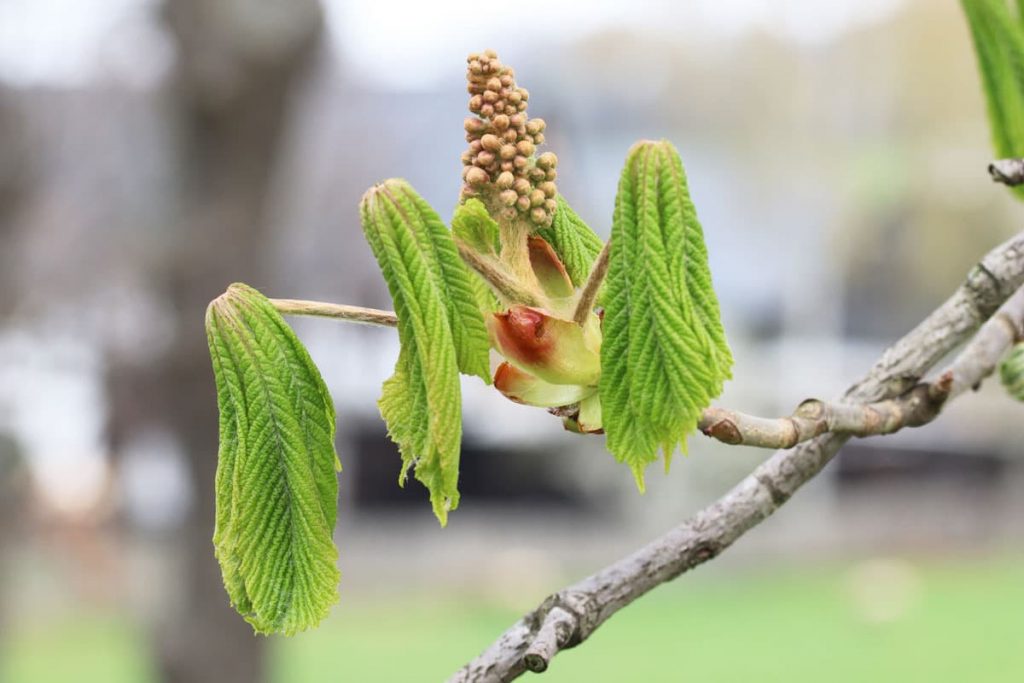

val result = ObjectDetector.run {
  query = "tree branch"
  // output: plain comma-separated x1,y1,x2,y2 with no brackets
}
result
448,231,1024,683
698,280,1024,448
989,158,1024,186
269,298,398,327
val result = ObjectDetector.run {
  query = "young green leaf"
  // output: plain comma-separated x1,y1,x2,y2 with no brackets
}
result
360,179,491,524
206,282,340,636
963,0,1024,200
452,198,502,256
537,196,605,286
599,140,733,488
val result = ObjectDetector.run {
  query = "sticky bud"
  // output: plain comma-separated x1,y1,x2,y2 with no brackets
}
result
487,306,601,386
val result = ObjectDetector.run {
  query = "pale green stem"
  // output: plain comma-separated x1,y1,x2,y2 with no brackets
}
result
270,298,398,327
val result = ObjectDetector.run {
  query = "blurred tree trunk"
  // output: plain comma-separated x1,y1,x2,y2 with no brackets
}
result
0,88,30,673
106,2,322,681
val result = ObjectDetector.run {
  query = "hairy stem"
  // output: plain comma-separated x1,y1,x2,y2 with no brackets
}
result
572,240,610,325
269,298,398,327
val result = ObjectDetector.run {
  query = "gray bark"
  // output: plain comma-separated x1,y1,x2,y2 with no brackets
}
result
450,231,1024,682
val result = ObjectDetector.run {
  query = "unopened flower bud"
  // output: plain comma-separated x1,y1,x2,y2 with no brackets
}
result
500,144,517,160
499,189,518,206
496,171,515,189
516,195,531,211
539,181,557,198
529,189,545,207
536,152,557,170
493,114,510,131
465,166,488,185
513,178,531,195
476,151,495,167
516,140,535,156
480,134,502,152
531,207,548,224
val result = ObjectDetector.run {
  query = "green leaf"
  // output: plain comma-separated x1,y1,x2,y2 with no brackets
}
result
963,0,1024,200
537,196,605,286
360,179,491,524
1000,342,1024,400
599,140,733,487
452,198,501,256
206,282,340,636
451,199,502,312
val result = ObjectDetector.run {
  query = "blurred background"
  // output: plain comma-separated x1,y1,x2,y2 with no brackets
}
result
2,0,1024,681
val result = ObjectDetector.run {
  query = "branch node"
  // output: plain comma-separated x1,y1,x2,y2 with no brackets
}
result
522,607,577,673
989,158,1024,187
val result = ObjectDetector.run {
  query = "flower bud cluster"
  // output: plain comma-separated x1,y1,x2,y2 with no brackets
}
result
460,50,558,228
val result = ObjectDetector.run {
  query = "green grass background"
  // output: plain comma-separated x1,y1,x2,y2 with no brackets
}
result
4,559,1023,682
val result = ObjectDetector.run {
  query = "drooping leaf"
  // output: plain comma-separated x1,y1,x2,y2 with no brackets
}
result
206,282,340,635
537,196,605,286
360,179,490,524
599,140,733,488
1000,342,1024,400
963,0,1024,200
